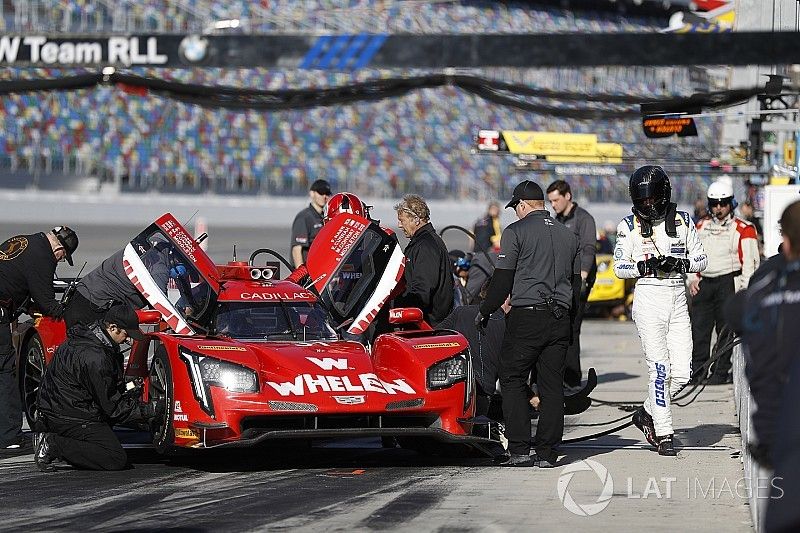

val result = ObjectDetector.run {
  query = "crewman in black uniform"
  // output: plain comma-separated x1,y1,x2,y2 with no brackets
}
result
290,179,331,267
394,194,454,327
477,180,580,467
0,226,78,454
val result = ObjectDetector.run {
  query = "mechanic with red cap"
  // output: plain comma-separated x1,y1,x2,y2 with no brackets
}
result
0,225,78,456
476,181,580,467
34,303,161,471
290,179,332,268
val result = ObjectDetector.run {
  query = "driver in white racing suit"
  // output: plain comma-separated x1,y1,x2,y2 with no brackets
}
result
613,166,707,456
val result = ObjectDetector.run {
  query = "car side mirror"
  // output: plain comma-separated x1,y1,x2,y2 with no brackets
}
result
136,309,162,325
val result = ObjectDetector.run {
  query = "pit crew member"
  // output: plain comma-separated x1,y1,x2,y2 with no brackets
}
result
290,179,331,268
34,303,160,471
0,226,78,455
394,194,454,327
690,179,759,384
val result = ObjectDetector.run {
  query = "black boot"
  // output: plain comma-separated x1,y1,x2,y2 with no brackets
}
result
632,406,657,447
657,435,677,456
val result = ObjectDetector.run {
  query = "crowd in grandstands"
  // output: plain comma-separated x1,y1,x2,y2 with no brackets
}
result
0,1,720,203
3,0,663,34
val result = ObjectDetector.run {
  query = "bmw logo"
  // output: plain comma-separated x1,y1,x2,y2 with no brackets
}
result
179,35,208,64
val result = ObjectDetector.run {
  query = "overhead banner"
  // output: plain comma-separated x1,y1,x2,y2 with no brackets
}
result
476,129,623,164
642,116,698,138
0,32,799,68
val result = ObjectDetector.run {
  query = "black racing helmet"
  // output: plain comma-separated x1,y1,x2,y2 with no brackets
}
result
629,165,672,221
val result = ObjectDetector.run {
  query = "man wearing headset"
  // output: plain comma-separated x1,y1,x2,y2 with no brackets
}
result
0,226,79,454
393,194,454,327
614,166,707,456
691,178,760,385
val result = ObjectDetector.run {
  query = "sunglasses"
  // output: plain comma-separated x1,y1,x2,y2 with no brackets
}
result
708,199,731,208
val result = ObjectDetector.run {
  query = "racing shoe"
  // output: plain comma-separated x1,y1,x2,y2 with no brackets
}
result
632,406,658,448
657,435,677,457
33,433,58,472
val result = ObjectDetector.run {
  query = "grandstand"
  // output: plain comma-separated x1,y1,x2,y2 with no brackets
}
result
0,1,723,204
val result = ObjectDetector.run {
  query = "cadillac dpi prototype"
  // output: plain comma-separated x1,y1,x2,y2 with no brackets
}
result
15,213,493,453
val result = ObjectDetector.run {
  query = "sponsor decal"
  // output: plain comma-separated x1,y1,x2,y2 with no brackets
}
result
239,291,313,300
307,357,349,370
160,218,198,263
654,363,667,407
197,345,247,351
614,248,623,259
174,413,189,422
0,36,167,66
670,246,686,255
334,395,366,405
46,346,55,354
174,428,199,440
174,401,182,413
266,373,415,396
0,236,27,260
413,342,461,349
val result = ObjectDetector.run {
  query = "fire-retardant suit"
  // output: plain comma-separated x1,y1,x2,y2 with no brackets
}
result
613,166,707,456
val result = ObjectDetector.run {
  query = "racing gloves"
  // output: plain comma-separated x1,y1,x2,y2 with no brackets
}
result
170,264,188,279
474,311,489,333
658,256,691,274
636,257,661,276
637,256,690,276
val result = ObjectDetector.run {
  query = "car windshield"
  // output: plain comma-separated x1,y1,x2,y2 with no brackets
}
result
130,227,217,330
214,302,338,341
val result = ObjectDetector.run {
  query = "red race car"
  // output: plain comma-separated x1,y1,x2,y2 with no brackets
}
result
15,213,495,454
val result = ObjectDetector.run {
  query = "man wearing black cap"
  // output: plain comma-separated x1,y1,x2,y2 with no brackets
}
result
476,180,580,467
34,303,160,471
0,226,78,455
291,179,332,267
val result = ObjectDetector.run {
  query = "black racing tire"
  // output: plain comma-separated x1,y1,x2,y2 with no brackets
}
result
149,346,175,454
18,334,45,428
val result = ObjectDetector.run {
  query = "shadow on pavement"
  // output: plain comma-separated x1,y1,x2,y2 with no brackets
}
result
675,423,740,447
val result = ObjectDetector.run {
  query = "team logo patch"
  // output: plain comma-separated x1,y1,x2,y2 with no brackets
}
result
0,236,28,260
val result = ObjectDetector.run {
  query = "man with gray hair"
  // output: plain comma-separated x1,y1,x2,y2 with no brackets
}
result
393,194,454,327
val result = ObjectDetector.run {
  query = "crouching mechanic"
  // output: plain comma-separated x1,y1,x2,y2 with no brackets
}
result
34,304,162,471
614,166,707,456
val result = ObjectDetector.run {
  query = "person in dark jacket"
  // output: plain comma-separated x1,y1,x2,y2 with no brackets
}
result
34,303,159,471
547,180,597,387
725,200,800,475
0,226,78,454
63,239,171,329
393,194,454,327
477,180,580,468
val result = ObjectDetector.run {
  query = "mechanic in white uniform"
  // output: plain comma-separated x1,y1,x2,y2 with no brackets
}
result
613,166,707,456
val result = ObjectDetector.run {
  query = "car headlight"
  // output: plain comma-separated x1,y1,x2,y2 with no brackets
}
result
197,357,258,393
427,353,468,390
180,349,258,416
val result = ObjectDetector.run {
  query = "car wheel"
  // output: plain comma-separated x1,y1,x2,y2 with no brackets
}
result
149,346,175,454
18,334,45,428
